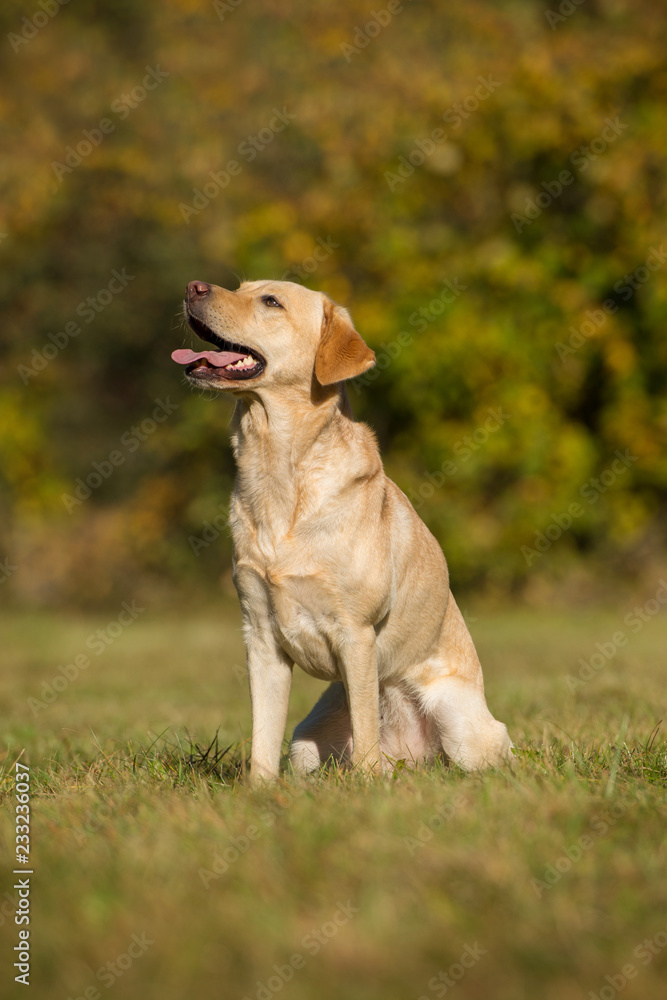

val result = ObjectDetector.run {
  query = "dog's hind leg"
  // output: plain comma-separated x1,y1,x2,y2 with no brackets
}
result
290,682,352,774
291,681,440,774
410,595,513,771
417,676,513,770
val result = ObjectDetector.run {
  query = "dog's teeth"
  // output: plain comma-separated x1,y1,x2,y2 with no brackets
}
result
223,354,257,371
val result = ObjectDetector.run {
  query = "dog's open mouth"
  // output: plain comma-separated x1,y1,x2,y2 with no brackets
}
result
171,313,266,381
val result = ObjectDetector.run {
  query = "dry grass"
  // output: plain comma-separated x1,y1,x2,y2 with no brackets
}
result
1,599,666,1000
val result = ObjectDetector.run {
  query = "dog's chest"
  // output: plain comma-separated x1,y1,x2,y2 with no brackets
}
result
234,528,342,680
270,577,342,681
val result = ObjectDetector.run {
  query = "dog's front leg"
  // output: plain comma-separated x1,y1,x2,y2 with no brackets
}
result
245,625,293,784
237,573,293,784
339,629,381,773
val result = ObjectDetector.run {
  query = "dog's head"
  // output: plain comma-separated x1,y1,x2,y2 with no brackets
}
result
171,280,375,394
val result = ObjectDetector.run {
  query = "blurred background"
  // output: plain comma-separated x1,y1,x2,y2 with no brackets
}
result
1,0,666,613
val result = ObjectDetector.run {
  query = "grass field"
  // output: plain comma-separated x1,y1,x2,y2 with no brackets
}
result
1,598,666,1000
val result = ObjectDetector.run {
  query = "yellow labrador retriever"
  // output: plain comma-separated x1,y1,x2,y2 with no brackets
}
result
172,279,512,781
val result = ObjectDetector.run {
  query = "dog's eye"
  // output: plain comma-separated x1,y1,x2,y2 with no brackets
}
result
261,295,283,309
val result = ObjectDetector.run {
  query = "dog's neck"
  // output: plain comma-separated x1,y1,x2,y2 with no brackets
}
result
231,382,350,483
229,383,364,539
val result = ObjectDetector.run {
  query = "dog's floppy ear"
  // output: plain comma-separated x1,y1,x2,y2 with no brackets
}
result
315,298,376,386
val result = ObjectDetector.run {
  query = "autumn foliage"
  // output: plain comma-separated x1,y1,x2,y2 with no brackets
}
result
1,0,666,607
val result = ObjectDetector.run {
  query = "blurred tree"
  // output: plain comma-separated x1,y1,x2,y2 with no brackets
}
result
0,0,666,607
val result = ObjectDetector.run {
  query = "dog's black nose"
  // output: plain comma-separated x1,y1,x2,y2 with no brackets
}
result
187,280,210,301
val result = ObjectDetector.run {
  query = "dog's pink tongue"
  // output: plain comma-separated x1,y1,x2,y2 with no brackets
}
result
171,348,246,368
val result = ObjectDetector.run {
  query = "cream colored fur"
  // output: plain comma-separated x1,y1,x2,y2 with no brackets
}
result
180,279,512,782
